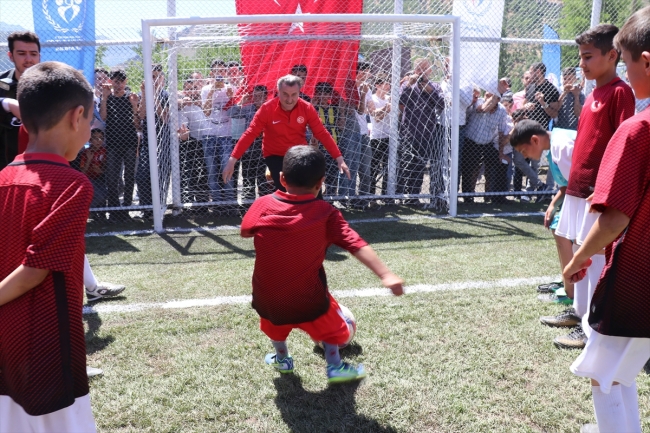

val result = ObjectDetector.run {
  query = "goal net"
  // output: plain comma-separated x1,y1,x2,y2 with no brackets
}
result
140,14,459,231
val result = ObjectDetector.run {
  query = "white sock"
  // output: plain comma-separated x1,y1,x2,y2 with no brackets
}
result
592,385,627,433
620,382,642,433
83,255,98,290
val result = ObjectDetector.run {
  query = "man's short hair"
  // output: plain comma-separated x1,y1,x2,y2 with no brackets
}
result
530,62,546,75
501,76,512,87
227,61,241,69
17,61,93,135
253,85,268,94
291,64,308,75
277,74,303,90
91,128,105,137
575,24,619,56
110,69,127,81
357,61,371,72
7,31,41,53
282,145,326,188
510,119,547,148
614,6,650,61
152,64,164,73
314,82,334,95
95,67,109,76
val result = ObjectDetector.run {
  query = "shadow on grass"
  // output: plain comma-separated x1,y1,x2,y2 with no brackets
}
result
86,236,141,255
273,374,397,433
84,314,114,356
158,229,255,258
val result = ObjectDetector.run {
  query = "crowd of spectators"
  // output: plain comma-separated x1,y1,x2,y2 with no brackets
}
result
39,56,607,219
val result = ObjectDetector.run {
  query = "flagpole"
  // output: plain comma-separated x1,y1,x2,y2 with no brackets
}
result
387,0,403,196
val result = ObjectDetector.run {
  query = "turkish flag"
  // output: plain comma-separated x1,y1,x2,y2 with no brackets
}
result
235,0,363,100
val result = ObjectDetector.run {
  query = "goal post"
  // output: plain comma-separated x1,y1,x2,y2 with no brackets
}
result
142,14,460,233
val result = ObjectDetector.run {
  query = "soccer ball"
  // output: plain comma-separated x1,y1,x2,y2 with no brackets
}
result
312,304,357,349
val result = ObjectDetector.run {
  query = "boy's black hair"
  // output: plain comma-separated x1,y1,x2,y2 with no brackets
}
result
511,109,528,123
210,59,226,69
7,31,40,53
18,61,93,135
90,128,105,137
575,24,619,58
282,145,326,189
291,64,308,75
509,119,547,148
227,61,241,69
562,67,577,77
614,5,650,62
253,84,268,94
530,62,546,75
109,68,127,81
314,81,334,95
152,64,164,72
357,61,371,72
95,67,109,76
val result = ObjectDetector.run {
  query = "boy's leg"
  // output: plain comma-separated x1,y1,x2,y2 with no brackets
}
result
620,381,642,433
591,383,627,432
84,255,126,301
260,318,294,373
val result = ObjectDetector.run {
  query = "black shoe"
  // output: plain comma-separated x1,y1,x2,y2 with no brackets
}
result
537,281,563,293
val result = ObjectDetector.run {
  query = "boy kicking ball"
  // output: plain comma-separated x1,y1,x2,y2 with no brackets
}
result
240,145,403,383
564,6,650,432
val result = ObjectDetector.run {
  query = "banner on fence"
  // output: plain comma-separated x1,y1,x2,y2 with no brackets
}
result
543,24,561,89
235,0,363,99
32,0,96,84
452,0,505,95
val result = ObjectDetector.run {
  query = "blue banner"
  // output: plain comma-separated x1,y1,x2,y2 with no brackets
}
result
543,24,561,89
32,0,96,85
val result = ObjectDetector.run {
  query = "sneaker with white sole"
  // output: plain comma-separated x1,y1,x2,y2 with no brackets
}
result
540,307,581,328
86,282,126,302
327,362,366,384
264,353,294,373
554,325,587,349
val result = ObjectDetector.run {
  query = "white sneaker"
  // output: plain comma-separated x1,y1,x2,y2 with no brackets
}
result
86,282,126,302
86,366,103,378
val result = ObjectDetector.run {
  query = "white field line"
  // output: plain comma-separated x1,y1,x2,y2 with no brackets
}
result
82,275,559,315
84,212,543,238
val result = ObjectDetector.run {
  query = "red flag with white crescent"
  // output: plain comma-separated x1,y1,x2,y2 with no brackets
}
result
235,0,363,100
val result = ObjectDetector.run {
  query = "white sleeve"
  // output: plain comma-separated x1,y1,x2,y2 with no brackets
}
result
550,128,577,181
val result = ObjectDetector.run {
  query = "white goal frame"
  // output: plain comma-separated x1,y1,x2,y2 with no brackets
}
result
142,14,461,233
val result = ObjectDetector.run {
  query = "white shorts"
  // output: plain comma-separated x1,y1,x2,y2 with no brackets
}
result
555,195,600,245
0,394,96,433
570,329,650,394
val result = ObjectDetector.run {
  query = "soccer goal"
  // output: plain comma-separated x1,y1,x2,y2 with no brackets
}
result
141,14,460,233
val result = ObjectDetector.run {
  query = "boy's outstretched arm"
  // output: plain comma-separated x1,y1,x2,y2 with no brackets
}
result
563,206,630,284
352,246,404,296
0,265,49,307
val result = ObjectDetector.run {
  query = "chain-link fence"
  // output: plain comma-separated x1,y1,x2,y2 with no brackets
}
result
0,0,647,231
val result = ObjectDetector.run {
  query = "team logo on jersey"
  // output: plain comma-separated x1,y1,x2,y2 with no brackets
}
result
591,100,602,111
297,116,305,124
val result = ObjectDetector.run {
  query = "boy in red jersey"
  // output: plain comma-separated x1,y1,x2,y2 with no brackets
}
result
563,7,650,432
553,24,635,349
0,62,96,432
241,145,403,383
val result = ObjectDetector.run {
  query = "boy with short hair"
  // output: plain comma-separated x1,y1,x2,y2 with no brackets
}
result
553,23,635,349
563,7,650,432
79,128,108,210
241,145,403,383
0,61,96,432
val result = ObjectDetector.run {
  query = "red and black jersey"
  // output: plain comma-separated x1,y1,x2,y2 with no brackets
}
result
241,191,367,325
231,98,341,160
588,108,650,338
566,77,635,199
0,153,93,416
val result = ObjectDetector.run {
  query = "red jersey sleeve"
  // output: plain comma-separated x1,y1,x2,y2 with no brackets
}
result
591,116,650,218
232,105,267,159
23,177,93,272
306,104,342,159
327,209,368,253
610,85,636,130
